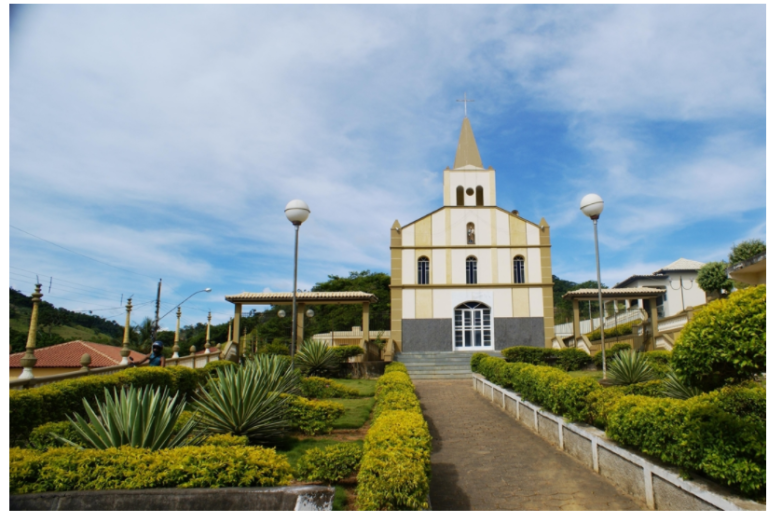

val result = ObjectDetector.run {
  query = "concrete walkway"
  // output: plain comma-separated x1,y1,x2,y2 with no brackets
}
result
416,380,643,511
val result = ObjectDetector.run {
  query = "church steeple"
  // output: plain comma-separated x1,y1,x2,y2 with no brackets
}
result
453,117,483,169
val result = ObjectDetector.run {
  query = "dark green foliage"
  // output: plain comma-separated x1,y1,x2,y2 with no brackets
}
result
10,366,201,444
607,350,657,385
261,340,289,356
616,380,666,398
501,346,592,371
9,328,28,353
331,345,364,361
672,285,766,390
696,261,734,294
201,359,236,379
284,395,344,435
729,239,766,265
300,377,360,399
296,443,363,483
294,340,340,377
29,421,85,450
470,352,489,372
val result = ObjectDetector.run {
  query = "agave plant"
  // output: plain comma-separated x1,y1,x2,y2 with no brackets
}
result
663,371,702,400
194,355,301,443
294,340,340,377
607,349,657,385
57,385,198,451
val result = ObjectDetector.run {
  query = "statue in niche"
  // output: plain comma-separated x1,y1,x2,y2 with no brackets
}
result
467,223,475,245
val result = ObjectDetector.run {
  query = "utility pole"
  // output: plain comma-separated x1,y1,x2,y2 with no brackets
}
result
152,278,162,342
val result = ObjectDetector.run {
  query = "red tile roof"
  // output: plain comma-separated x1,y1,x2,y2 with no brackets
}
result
9,341,144,368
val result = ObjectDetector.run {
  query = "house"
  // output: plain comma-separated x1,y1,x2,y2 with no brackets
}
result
613,258,707,318
389,117,554,352
727,251,766,286
9,340,144,381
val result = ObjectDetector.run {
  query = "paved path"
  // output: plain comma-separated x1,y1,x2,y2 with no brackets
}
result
416,380,643,511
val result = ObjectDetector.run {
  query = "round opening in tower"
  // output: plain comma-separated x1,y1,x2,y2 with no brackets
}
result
466,188,475,196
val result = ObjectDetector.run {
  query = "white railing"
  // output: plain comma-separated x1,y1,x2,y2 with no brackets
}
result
312,330,390,345
554,309,645,336
657,313,689,333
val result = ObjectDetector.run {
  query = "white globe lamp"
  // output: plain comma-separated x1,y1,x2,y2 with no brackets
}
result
580,194,604,220
285,199,311,225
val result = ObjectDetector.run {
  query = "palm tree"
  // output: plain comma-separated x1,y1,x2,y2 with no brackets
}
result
131,317,155,353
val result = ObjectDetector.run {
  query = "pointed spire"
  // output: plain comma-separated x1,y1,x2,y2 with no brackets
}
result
453,117,483,169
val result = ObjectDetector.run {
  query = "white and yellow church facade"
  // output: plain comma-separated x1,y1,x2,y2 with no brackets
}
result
390,118,555,352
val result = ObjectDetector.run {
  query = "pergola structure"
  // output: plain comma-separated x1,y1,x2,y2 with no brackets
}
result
562,287,667,349
224,291,379,355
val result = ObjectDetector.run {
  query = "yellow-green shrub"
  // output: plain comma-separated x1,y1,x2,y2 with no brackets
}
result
296,442,363,483
470,352,489,372
202,433,249,447
28,421,84,450
672,285,766,390
10,366,202,444
375,371,414,398
300,377,360,399
385,362,408,374
364,411,431,472
10,445,292,494
372,389,421,419
284,395,344,435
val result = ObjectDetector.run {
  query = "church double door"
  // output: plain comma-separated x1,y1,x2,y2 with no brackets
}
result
454,301,492,350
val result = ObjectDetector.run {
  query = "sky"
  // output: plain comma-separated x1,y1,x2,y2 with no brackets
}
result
7,4,766,331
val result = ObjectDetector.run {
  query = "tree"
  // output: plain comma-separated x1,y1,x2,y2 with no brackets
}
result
131,317,155,353
696,261,733,297
729,239,766,265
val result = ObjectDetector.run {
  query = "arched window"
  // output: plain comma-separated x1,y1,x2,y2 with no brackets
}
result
456,186,464,206
467,222,475,245
514,255,525,284
417,256,429,285
476,186,484,206
454,301,492,348
466,256,477,284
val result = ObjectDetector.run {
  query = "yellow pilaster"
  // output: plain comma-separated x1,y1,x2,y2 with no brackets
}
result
572,300,581,342
539,218,555,345
362,302,370,342
233,304,242,345
204,312,212,352
390,220,403,351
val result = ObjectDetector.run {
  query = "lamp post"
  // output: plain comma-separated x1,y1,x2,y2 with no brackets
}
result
285,199,310,367
580,193,607,380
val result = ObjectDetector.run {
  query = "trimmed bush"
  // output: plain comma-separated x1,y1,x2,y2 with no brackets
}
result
672,285,766,390
202,433,249,447
201,360,236,379
385,361,408,374
375,371,415,398
606,386,766,497
296,442,363,483
470,352,489,373
331,345,365,361
557,348,594,371
365,411,431,470
284,395,344,435
261,340,289,356
644,351,671,377
10,444,292,494
501,346,591,371
372,389,422,420
10,366,201,444
300,377,360,399
616,380,666,398
29,421,84,450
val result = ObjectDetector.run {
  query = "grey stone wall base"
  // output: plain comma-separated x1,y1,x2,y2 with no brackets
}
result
10,486,334,511
472,374,765,512
494,317,544,348
403,319,452,352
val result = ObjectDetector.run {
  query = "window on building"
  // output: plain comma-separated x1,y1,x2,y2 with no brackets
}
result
467,222,475,245
417,256,429,285
466,256,477,284
456,186,464,206
513,255,525,284
454,301,492,348
476,186,484,206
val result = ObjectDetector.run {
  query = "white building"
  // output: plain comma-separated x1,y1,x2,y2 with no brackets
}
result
613,258,707,318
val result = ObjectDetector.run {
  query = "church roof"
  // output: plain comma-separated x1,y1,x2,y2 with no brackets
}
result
453,117,483,169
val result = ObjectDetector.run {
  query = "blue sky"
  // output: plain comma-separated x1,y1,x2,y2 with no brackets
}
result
8,4,766,331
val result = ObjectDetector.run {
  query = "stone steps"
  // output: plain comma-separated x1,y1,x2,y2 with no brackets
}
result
395,351,503,379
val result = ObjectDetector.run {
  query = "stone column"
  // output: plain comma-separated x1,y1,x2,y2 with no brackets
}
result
172,307,181,358
297,303,305,349
362,302,370,343
571,299,580,348
204,312,212,353
121,298,133,364
19,283,43,379
649,299,659,349
233,304,242,344
80,353,91,373
227,318,232,342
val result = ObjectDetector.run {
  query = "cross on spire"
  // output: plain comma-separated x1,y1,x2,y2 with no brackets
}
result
456,92,474,117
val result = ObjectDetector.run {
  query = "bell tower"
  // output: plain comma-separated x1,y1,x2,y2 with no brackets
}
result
443,117,496,207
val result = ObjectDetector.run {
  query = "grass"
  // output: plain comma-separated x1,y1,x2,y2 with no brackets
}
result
329,397,376,429
568,370,604,381
333,485,348,511
333,378,376,397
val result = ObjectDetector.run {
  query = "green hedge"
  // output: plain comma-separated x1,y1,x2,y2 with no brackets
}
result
28,421,85,450
501,346,592,371
644,351,671,377
284,394,344,435
672,285,766,390
475,355,766,497
10,445,292,494
587,321,640,341
10,366,201,444
300,377,360,399
296,442,363,483
201,360,236,379
330,345,365,361
356,368,431,511
384,361,408,374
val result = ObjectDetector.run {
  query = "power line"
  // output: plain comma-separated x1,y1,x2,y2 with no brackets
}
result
9,271,122,301
9,275,149,310
10,266,126,295
10,225,157,280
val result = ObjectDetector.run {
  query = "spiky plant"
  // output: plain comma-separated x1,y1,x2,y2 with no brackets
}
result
57,385,198,451
663,371,703,400
294,340,340,377
194,355,301,443
607,349,657,385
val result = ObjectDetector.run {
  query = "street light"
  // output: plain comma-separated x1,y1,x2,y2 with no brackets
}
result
580,193,607,380
153,288,212,342
285,199,310,366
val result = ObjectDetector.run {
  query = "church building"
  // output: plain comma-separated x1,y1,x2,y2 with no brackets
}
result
389,117,555,352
